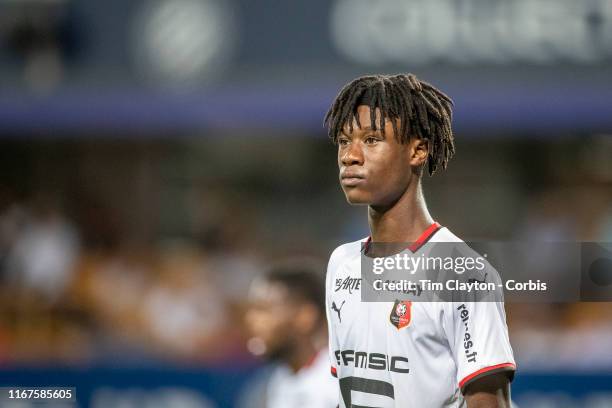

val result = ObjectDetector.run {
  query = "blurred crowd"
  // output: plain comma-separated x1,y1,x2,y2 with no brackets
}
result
0,137,611,373
0,192,259,366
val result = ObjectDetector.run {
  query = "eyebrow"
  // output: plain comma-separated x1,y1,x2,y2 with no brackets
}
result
340,125,383,136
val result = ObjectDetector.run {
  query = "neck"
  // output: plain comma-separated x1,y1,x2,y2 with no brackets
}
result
285,339,319,374
368,180,434,243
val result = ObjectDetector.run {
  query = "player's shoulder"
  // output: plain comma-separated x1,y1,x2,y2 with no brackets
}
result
431,226,464,243
436,226,504,286
326,237,366,279
328,237,366,264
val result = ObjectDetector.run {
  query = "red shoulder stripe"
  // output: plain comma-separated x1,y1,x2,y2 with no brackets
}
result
459,362,516,389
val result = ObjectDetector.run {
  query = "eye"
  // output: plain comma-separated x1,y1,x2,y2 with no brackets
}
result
338,137,350,146
364,136,379,145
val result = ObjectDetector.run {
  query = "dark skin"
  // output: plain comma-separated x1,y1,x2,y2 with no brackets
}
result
245,279,323,373
337,105,511,407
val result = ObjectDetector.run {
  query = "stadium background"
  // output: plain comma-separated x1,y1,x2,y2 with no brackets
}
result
0,0,611,406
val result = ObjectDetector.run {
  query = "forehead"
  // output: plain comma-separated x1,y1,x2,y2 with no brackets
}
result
248,279,289,304
341,105,397,134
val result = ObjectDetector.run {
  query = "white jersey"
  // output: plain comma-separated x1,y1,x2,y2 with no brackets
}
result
326,223,516,408
266,349,339,408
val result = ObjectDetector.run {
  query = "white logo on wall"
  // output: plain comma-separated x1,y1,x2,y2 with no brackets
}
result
330,0,612,65
132,0,237,85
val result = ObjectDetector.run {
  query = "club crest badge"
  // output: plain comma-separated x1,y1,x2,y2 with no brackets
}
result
390,300,412,329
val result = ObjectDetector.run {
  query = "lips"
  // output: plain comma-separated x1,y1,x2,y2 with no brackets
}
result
340,170,365,187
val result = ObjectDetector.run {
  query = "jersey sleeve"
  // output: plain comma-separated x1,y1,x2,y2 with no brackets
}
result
443,301,516,392
326,246,341,378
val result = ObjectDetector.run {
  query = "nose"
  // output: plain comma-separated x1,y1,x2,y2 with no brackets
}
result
341,142,364,167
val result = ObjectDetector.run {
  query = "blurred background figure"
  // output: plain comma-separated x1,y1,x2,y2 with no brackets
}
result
3,193,79,303
241,260,337,408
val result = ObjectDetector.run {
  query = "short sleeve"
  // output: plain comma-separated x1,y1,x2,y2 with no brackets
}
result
443,301,516,391
326,246,342,378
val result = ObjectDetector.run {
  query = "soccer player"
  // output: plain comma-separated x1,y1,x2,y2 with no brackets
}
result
323,74,515,407
242,260,338,408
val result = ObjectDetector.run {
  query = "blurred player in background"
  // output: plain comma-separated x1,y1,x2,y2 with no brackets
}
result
324,74,516,407
241,260,338,408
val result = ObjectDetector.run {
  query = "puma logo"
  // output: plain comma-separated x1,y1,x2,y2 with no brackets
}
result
332,300,346,323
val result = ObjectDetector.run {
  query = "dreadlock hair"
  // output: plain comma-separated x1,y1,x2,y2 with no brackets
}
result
324,73,455,176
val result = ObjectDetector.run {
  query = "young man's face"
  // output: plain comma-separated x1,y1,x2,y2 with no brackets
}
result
337,105,422,207
245,279,312,360
245,280,293,358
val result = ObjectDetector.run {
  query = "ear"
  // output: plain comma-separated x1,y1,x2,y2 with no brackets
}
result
408,137,429,168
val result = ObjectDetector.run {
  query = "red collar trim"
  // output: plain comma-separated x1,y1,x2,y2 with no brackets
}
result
363,222,442,254
303,350,319,369
408,221,442,252
296,349,322,374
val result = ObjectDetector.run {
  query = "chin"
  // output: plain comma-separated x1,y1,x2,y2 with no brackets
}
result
343,189,372,205
266,343,293,362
